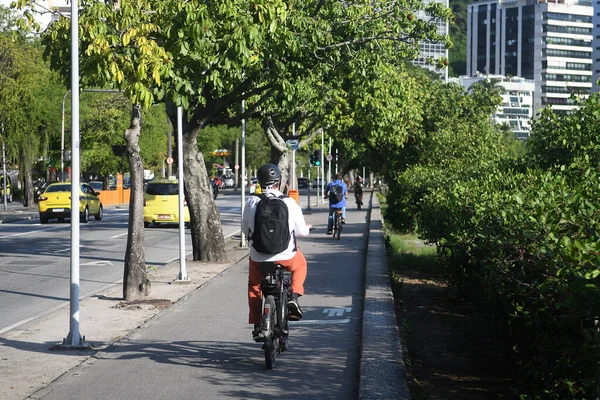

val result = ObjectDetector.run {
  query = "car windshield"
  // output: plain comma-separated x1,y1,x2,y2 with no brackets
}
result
146,183,179,195
46,184,72,193
89,182,103,190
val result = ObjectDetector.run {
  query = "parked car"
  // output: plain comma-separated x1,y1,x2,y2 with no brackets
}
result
297,177,309,189
38,182,103,224
88,181,104,191
0,174,13,202
143,179,190,228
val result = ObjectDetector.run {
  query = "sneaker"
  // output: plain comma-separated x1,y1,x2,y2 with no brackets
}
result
342,218,346,224
326,230,332,235
287,298,303,321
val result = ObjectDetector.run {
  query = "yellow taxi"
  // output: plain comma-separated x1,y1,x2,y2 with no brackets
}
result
143,179,190,228
38,182,103,224
0,175,12,203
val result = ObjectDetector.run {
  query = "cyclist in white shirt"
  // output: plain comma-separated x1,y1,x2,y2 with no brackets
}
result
242,163,312,340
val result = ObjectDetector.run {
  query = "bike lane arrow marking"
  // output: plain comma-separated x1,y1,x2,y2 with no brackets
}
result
323,307,352,317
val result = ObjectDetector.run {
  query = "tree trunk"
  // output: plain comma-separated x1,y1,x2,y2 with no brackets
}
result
122,105,150,301
183,127,226,262
263,118,290,193
271,147,292,194
19,150,34,207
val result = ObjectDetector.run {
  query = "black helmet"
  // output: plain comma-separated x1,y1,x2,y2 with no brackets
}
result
257,163,281,187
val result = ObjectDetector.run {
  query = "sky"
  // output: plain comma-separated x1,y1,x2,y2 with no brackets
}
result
1,0,69,28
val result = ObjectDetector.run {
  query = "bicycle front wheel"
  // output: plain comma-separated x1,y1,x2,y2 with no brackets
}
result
263,295,277,369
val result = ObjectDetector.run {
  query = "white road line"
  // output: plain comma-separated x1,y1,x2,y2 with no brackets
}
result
50,248,71,254
110,232,128,239
80,261,113,266
290,318,351,325
0,215,125,239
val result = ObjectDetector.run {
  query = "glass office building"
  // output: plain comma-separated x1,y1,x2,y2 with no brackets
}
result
412,0,450,81
467,0,593,116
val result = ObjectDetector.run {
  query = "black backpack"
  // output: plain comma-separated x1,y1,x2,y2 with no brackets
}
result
329,184,344,203
251,194,291,254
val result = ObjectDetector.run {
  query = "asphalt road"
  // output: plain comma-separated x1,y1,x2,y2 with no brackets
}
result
0,193,243,333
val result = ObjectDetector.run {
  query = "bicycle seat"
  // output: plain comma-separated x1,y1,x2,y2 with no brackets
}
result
258,261,280,275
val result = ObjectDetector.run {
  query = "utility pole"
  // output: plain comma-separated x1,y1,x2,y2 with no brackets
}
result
306,143,311,212
176,107,188,281
235,137,239,188
62,0,88,349
2,123,6,211
240,100,248,248
167,113,173,178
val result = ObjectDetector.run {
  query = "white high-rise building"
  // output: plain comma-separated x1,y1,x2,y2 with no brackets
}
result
592,0,600,90
457,74,535,139
467,0,593,116
412,0,450,82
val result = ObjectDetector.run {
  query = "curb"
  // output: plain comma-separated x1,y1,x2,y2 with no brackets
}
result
359,192,411,399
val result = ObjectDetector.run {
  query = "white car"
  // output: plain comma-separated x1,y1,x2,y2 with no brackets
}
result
222,175,235,188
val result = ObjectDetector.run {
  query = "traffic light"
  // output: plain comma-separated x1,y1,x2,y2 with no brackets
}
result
311,150,321,166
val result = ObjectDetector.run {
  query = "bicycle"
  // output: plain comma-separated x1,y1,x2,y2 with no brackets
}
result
256,261,292,369
332,209,343,240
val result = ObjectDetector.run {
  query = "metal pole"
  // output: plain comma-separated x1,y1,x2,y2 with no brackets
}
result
177,107,188,281
63,0,85,347
61,90,70,182
306,143,311,212
291,122,296,191
167,112,172,178
240,100,248,248
234,137,239,188
321,129,325,200
328,137,332,183
2,123,6,211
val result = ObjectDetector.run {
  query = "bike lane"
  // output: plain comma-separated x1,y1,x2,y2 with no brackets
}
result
37,200,371,399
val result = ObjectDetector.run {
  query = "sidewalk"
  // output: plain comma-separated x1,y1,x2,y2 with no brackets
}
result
0,192,409,400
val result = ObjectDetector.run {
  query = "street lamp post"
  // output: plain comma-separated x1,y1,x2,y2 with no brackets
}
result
61,91,70,182
2,123,6,211
240,100,248,249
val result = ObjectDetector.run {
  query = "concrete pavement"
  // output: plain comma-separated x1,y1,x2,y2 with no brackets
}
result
0,191,409,399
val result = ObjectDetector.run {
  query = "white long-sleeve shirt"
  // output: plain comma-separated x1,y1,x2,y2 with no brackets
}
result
241,188,311,262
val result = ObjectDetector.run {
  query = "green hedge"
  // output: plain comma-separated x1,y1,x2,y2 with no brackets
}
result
383,93,600,398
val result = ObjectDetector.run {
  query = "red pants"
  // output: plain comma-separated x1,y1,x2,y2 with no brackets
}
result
248,249,307,325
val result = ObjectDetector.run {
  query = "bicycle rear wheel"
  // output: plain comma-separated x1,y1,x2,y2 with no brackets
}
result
335,214,342,240
263,295,277,369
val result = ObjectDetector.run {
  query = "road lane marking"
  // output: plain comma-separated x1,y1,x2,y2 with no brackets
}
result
323,307,352,317
110,232,128,239
0,214,127,239
80,261,113,266
290,318,350,325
